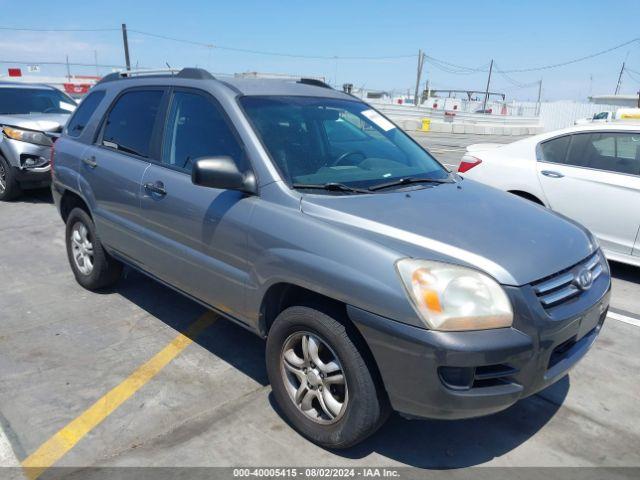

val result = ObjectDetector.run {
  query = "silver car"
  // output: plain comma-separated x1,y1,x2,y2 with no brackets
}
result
0,82,76,200
51,69,611,448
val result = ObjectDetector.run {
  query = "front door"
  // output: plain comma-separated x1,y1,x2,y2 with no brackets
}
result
138,88,255,320
537,131,640,256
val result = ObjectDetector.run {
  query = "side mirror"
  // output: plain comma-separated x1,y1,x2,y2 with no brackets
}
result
191,156,256,194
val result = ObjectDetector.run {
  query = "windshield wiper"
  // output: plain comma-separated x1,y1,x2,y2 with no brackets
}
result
367,176,455,191
292,182,371,194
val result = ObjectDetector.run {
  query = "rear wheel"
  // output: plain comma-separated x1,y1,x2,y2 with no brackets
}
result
65,208,122,290
0,156,22,201
266,305,389,448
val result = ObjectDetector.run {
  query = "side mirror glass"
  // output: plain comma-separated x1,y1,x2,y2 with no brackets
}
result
191,156,256,193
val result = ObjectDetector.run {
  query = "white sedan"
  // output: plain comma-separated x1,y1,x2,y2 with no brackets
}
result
458,123,640,267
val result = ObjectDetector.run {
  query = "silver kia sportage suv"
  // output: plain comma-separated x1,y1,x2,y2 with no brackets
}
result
51,68,611,448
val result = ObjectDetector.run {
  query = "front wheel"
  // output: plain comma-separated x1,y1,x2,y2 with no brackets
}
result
65,208,122,290
266,305,389,448
0,156,22,201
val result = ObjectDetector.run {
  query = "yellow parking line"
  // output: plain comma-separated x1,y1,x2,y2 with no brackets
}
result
21,311,217,480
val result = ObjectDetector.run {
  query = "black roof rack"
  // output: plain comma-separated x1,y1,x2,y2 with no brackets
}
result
96,67,215,85
297,78,332,89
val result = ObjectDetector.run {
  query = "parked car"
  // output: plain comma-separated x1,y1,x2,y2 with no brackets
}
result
574,111,613,125
574,109,640,125
458,124,640,267
51,68,611,448
0,82,76,200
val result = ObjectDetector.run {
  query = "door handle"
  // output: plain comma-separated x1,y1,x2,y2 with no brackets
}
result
541,170,564,178
144,181,167,196
82,156,98,168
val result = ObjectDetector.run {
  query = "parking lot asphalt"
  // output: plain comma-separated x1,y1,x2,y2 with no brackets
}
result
1,133,639,476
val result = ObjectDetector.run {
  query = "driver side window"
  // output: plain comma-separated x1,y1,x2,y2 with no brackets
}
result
161,91,244,173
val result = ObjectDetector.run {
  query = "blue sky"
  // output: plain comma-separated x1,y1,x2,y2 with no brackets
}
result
0,0,639,100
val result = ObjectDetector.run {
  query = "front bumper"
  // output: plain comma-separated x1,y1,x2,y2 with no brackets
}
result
347,266,611,420
1,136,51,187
14,164,51,186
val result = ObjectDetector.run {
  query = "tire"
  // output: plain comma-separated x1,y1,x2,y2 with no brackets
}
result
65,207,122,290
0,156,22,201
266,305,389,448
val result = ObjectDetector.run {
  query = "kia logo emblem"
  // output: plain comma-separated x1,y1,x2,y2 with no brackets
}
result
575,268,594,290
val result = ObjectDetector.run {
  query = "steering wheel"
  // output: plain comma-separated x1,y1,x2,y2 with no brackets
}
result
331,150,366,167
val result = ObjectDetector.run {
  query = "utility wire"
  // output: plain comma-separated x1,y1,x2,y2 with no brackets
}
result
0,26,119,32
494,63,539,89
0,25,637,72
499,38,640,72
624,68,640,84
128,29,417,60
0,59,128,68
424,56,489,73
625,66,640,76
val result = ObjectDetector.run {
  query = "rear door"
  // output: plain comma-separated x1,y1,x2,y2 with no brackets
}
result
536,131,640,255
137,88,255,318
79,88,166,262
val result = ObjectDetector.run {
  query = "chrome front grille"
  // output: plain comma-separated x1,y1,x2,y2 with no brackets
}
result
532,252,604,309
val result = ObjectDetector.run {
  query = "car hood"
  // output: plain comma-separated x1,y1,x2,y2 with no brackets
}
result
300,179,596,286
0,113,69,132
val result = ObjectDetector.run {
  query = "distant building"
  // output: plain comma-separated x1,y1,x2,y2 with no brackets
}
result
589,94,639,108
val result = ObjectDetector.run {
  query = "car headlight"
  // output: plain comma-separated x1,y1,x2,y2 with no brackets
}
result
2,126,52,146
396,259,513,331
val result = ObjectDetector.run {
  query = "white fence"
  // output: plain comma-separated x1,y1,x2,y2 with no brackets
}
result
537,101,621,131
369,99,627,134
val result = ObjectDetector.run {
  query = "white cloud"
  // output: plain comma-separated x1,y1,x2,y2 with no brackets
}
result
0,32,118,62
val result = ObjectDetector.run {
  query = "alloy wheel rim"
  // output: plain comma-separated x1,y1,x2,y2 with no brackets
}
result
280,331,348,424
0,163,6,193
71,222,94,275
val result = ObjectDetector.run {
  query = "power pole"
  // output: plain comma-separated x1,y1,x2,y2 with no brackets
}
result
94,50,99,77
482,59,494,112
414,49,425,106
121,23,131,71
615,62,625,95
535,78,543,116
65,55,71,80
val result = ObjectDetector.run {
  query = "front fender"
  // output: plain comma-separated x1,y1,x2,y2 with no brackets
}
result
243,202,422,329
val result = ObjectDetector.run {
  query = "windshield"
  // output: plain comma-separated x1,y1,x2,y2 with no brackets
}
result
240,96,448,190
0,88,77,115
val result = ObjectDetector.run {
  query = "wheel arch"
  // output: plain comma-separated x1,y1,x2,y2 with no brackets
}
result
259,281,389,406
507,189,546,206
60,189,92,223
258,282,347,337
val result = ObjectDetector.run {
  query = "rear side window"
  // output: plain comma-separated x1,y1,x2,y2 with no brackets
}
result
568,132,640,175
102,90,163,158
538,135,571,164
161,91,245,172
66,90,105,137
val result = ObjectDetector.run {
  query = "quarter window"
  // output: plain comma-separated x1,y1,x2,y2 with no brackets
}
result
539,135,571,164
564,133,593,167
102,90,164,158
66,90,105,137
161,91,244,172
